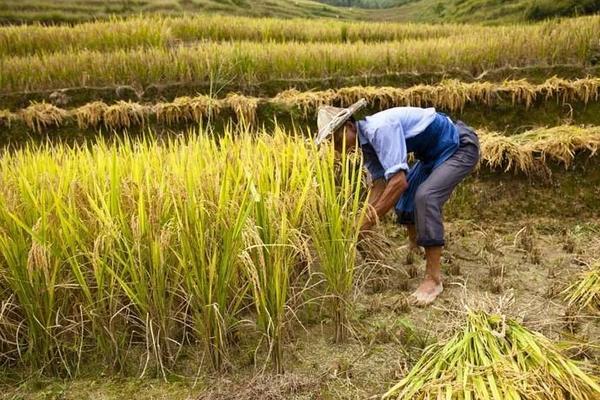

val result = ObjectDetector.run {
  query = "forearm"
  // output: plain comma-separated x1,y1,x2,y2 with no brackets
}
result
371,179,407,219
363,172,408,228
368,178,386,206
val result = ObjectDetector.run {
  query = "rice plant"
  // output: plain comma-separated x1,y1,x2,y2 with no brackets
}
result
241,132,314,373
2,13,585,57
2,19,598,93
0,124,369,374
382,310,600,400
310,141,367,343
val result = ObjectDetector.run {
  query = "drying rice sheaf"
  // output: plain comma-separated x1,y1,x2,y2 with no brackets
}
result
11,77,600,133
18,102,68,133
478,125,600,174
382,310,600,400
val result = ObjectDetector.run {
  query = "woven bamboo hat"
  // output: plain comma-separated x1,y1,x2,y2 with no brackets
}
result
315,99,367,145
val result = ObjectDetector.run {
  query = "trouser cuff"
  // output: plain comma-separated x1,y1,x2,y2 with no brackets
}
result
417,238,445,247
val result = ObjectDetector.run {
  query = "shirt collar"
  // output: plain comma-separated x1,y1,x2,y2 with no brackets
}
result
356,120,368,146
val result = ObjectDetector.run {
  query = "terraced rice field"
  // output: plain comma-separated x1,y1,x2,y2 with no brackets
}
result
0,11,599,400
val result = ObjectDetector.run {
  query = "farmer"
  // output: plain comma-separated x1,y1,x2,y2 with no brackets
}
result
315,99,480,306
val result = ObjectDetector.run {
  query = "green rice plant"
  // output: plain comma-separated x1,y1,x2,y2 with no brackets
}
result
563,262,600,312
0,150,79,373
309,141,367,343
172,133,253,371
382,310,600,400
241,131,314,373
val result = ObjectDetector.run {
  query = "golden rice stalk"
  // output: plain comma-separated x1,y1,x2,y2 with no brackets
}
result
503,79,537,109
103,101,149,129
74,101,108,129
337,86,397,109
154,95,221,124
563,262,600,312
0,109,16,128
273,88,336,116
542,76,577,104
382,310,600,400
520,125,600,168
224,93,260,127
19,102,68,133
479,132,534,174
572,77,600,104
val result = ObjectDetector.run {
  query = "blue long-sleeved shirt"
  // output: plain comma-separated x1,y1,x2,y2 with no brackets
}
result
356,107,458,181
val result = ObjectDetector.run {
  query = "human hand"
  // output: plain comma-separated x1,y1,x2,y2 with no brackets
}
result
360,205,378,232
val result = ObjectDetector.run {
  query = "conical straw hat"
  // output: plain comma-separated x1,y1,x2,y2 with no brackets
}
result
315,98,367,145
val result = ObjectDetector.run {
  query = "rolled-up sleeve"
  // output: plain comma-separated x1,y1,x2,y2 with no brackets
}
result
369,124,409,180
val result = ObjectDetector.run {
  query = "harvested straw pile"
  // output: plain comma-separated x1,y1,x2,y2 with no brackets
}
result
18,102,68,133
7,77,600,134
103,101,149,129
479,125,600,174
275,77,600,113
382,310,600,400
0,109,16,128
224,93,260,126
74,101,108,129
154,95,220,125
563,262,600,313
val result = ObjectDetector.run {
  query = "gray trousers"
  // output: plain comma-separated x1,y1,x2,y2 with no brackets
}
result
405,121,480,247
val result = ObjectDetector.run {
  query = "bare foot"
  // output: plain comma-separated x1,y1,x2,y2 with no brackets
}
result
409,276,443,306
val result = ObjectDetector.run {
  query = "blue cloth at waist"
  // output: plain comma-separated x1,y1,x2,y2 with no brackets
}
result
395,112,459,215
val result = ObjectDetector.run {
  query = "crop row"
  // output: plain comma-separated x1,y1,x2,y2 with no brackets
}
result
0,129,365,374
3,77,599,134
1,22,598,93
1,125,599,377
0,13,489,57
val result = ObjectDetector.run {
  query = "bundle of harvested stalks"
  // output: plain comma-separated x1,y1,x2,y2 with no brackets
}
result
103,101,149,129
224,93,260,126
563,262,600,312
479,125,600,174
520,125,600,168
0,110,15,128
154,95,220,124
273,88,336,116
478,132,534,174
382,310,600,400
74,101,108,129
19,102,68,133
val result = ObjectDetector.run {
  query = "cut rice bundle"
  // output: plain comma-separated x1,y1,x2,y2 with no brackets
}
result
382,310,600,400
19,102,68,133
563,263,600,313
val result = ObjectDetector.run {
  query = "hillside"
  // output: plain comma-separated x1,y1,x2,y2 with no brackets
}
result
343,0,600,23
1,0,599,24
0,0,351,24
